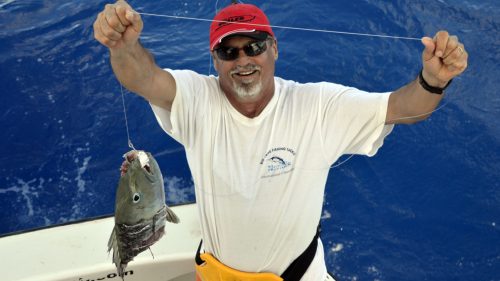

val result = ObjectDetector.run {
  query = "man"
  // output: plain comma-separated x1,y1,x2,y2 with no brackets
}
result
94,1,468,280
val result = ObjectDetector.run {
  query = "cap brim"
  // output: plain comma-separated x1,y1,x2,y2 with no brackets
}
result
212,30,270,50
226,31,269,41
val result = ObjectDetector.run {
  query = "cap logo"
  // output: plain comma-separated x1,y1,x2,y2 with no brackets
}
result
216,15,256,30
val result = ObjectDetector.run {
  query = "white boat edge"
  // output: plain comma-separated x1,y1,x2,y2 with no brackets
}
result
0,203,201,281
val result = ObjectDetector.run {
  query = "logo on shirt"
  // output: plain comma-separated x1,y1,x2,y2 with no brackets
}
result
260,147,296,178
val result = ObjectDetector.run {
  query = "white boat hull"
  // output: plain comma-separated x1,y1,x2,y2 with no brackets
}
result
0,203,201,281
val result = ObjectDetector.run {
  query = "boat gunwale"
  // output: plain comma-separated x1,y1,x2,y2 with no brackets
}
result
0,201,196,238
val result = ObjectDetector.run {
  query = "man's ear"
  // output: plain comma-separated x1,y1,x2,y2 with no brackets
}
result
272,38,279,61
211,52,219,72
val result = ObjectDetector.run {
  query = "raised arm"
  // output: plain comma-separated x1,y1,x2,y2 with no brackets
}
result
93,0,176,110
386,31,468,124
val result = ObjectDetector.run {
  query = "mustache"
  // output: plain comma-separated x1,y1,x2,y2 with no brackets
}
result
230,64,261,75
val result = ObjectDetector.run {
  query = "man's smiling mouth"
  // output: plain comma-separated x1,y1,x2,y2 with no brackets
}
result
235,70,258,77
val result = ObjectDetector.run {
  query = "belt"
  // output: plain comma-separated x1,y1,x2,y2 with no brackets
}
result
195,224,321,281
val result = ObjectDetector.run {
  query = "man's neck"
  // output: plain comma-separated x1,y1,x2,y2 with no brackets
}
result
224,84,275,118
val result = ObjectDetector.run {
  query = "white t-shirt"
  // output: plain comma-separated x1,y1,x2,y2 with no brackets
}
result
151,69,393,280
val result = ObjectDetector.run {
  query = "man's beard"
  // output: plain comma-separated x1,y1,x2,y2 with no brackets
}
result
230,64,262,99
233,80,263,99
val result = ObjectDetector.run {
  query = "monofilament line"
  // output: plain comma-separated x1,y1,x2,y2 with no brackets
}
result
137,12,422,41
119,83,137,151
136,10,449,172
329,97,452,169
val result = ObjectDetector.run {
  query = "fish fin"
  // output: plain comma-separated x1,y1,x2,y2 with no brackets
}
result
108,226,127,277
118,263,126,279
165,206,180,224
107,226,116,253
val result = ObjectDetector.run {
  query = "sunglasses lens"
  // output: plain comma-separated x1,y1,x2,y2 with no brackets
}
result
215,40,268,61
216,47,239,61
245,41,267,56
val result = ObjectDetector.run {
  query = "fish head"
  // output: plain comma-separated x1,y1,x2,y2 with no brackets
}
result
114,150,166,224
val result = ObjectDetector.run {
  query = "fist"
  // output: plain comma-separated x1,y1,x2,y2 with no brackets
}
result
93,0,143,49
421,31,468,87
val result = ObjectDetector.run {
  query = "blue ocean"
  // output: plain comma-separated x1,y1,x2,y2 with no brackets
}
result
1,0,499,280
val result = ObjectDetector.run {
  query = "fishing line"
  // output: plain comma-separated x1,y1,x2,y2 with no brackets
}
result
119,83,137,151
130,8,454,196
329,97,452,169
135,10,455,170
207,0,220,75
190,94,453,198
137,12,422,41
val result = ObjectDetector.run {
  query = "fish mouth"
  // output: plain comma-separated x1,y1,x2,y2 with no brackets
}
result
123,150,157,181
142,162,157,182
129,151,153,174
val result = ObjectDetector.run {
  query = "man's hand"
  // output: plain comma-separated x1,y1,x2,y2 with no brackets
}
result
421,31,468,88
93,0,143,50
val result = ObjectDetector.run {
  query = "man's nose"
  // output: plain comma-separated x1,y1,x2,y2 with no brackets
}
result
235,48,251,64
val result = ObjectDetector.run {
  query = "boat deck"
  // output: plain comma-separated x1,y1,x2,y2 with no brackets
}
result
0,203,200,281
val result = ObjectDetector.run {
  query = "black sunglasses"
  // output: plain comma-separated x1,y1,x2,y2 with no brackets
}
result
214,40,269,61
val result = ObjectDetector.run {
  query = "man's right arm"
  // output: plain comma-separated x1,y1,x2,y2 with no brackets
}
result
93,0,176,111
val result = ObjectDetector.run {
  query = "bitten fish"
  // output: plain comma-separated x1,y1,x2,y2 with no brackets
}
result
108,150,180,278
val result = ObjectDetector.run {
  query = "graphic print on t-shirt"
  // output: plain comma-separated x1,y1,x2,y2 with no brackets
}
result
260,146,296,178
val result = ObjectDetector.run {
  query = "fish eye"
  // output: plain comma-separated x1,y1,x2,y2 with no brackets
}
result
132,193,141,203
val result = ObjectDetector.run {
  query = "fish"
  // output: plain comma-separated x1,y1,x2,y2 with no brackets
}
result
107,150,180,279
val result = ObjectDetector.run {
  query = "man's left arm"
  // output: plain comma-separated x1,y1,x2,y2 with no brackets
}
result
386,30,468,124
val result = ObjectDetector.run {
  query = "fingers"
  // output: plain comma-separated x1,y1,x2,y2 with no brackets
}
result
442,35,458,58
443,44,467,71
124,9,143,33
93,1,142,48
114,3,130,30
114,4,143,32
96,12,121,46
433,30,449,58
94,4,125,47
422,30,468,77
438,32,468,73
421,37,436,61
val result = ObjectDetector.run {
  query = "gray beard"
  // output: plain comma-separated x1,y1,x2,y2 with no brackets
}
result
229,64,262,99
233,80,263,99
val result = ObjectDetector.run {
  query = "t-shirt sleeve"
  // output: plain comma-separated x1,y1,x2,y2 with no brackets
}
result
150,69,217,148
319,82,394,164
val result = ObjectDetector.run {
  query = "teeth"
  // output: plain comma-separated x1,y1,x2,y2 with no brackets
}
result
238,71,255,76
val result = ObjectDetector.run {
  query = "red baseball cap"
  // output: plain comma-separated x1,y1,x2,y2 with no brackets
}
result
209,3,275,50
